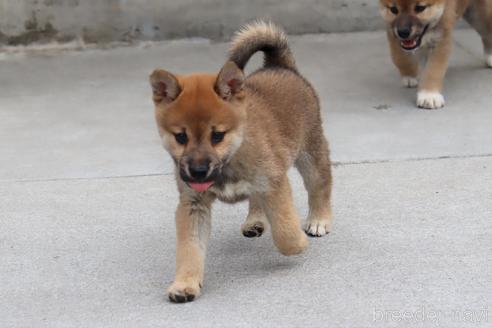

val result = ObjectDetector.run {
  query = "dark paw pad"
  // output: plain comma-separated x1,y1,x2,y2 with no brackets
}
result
169,293,195,303
306,231,329,238
242,224,264,238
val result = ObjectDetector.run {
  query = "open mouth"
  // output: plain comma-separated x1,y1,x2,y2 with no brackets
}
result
399,25,429,51
180,167,218,192
180,165,221,193
187,181,214,193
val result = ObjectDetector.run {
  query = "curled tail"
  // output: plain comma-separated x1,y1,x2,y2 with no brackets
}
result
228,21,297,72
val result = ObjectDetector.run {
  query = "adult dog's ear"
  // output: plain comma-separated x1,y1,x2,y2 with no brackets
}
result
215,61,244,101
149,69,181,104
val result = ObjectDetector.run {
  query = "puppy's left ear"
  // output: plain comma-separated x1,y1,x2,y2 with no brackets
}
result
215,61,244,101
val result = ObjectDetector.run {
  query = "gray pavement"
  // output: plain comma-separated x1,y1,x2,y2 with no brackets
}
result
1,29,491,327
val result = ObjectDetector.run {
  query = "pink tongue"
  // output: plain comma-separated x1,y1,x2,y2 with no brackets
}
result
402,39,417,48
189,181,214,192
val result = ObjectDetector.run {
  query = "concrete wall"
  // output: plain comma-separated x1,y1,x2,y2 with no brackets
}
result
0,0,383,45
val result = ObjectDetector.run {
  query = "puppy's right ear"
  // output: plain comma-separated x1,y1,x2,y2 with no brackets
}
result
215,61,244,101
149,69,181,104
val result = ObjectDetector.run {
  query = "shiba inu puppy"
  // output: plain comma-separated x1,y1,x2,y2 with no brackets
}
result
379,0,492,109
149,21,333,303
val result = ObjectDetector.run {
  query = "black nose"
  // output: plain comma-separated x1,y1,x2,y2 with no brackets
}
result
397,27,411,39
188,162,209,180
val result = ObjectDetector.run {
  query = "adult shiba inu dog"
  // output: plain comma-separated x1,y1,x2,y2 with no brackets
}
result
379,0,492,109
149,21,332,303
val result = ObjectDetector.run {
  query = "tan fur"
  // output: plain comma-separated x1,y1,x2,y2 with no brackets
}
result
150,21,332,303
229,21,297,71
379,0,492,109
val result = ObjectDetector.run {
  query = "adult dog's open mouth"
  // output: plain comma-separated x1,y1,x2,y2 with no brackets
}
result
400,25,429,51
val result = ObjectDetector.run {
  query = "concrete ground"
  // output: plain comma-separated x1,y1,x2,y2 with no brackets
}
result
1,29,491,327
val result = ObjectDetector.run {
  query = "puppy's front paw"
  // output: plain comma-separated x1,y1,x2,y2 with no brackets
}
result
241,221,265,238
417,91,445,109
304,218,332,237
167,280,201,303
401,76,418,88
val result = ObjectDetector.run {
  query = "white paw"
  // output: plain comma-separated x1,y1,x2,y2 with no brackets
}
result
486,55,492,68
401,76,418,88
417,91,445,109
304,219,331,237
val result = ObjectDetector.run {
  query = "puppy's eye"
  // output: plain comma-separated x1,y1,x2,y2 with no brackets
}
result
174,132,188,145
415,5,427,13
389,6,399,14
211,131,225,145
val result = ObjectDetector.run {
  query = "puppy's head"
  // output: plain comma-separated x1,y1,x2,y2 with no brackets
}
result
379,0,445,51
150,61,246,193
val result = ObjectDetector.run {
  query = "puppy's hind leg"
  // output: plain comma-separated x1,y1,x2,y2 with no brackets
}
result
478,28,492,67
484,39,492,68
241,197,269,238
259,175,308,256
296,135,333,237
464,3,492,67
